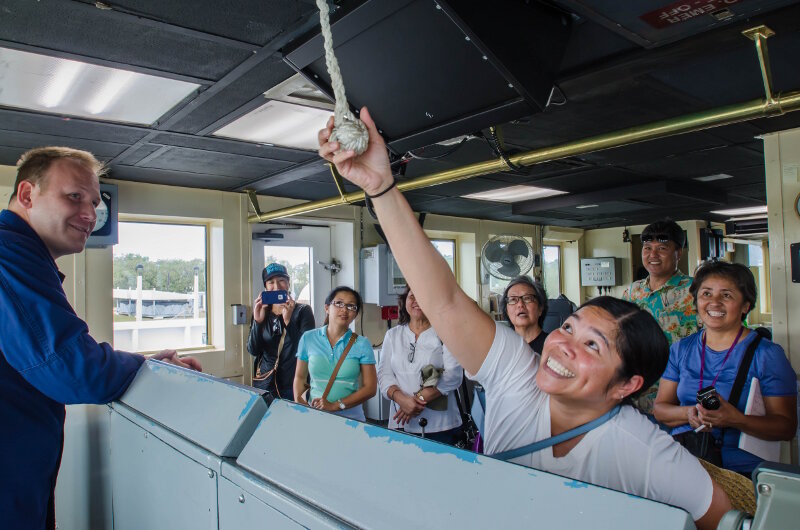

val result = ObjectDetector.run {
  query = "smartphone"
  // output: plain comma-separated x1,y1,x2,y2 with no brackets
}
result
261,290,289,305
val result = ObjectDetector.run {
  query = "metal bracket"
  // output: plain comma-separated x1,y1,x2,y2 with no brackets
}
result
328,164,351,204
244,189,263,219
743,25,776,105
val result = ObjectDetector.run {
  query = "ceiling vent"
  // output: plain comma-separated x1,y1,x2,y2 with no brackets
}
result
725,216,768,237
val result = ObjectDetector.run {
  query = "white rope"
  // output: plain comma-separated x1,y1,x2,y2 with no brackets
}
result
316,0,369,155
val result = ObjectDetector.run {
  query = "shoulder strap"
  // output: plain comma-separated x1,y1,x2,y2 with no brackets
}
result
728,333,763,409
492,405,621,461
321,333,358,402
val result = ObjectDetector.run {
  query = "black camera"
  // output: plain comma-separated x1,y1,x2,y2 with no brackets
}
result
696,386,721,410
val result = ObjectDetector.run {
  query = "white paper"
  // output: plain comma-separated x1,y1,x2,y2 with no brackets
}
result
738,378,781,462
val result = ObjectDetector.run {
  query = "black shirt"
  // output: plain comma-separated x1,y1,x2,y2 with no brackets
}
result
529,330,548,355
247,304,315,398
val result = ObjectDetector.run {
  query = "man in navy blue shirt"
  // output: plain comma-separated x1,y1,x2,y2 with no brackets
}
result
0,147,202,529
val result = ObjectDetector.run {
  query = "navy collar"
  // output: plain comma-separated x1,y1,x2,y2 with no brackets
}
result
0,209,65,283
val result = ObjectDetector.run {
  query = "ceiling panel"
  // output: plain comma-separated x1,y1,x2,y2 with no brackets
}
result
136,147,293,179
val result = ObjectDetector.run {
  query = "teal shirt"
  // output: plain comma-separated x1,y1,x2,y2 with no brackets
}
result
297,326,375,402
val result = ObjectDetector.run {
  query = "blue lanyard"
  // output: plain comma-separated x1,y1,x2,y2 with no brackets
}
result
492,405,622,461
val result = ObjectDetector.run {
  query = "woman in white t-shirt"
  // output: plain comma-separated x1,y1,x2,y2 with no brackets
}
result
317,109,732,529
378,287,463,443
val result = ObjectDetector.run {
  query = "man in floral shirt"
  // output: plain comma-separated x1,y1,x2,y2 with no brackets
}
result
623,220,698,414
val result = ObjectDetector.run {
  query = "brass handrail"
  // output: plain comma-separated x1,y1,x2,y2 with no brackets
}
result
248,91,800,223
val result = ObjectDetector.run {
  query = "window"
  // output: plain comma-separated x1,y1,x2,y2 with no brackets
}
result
543,244,561,298
264,246,312,305
431,239,456,274
113,222,208,352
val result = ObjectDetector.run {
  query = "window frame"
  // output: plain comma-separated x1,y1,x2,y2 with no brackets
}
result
430,238,458,278
113,217,215,354
542,242,563,299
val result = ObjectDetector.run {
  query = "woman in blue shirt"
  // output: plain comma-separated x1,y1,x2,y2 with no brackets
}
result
293,286,377,421
654,260,797,474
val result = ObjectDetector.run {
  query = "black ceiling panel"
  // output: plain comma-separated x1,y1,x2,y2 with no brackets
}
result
80,0,319,46
0,109,150,145
110,165,249,189
136,147,294,179
0,131,129,160
620,145,765,178
0,0,248,80
148,132,314,163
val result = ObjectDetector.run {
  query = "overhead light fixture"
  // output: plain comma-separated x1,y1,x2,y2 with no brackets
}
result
213,100,332,151
41,60,84,108
710,206,768,216
575,204,598,209
0,47,200,125
694,173,734,182
463,185,567,203
88,70,134,114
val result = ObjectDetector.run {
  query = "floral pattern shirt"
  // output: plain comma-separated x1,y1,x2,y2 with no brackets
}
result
622,271,698,414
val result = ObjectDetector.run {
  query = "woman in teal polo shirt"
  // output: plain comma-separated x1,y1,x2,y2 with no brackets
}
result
293,286,377,421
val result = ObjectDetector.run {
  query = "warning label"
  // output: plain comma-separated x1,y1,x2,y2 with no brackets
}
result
640,0,742,28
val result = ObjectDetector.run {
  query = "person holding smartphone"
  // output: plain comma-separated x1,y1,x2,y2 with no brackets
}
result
248,262,315,399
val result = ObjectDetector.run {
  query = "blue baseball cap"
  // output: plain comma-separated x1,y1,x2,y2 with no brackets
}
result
262,262,290,284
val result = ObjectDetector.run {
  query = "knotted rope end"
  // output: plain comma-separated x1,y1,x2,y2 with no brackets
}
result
330,117,369,156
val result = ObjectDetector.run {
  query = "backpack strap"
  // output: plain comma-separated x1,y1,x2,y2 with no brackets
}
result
727,331,764,408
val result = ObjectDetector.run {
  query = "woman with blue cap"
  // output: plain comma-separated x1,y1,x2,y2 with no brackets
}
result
248,262,315,399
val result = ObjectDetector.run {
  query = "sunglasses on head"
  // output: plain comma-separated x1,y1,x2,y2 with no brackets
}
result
641,233,673,244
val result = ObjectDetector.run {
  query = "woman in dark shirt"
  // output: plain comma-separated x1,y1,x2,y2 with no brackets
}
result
247,263,315,399
501,276,549,354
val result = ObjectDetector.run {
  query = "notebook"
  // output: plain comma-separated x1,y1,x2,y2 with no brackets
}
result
737,378,781,462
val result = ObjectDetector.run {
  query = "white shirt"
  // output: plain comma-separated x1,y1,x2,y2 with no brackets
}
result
470,324,713,521
377,325,463,434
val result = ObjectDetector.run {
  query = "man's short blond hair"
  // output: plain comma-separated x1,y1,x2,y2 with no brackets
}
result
10,146,105,202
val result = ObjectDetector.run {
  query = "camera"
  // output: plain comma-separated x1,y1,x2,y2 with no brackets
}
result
261,290,289,305
696,386,720,410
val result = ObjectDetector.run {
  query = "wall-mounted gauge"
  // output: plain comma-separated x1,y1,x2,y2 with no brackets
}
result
86,183,118,248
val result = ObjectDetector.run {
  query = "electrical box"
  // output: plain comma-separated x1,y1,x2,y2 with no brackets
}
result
361,244,406,306
580,257,620,287
231,304,247,325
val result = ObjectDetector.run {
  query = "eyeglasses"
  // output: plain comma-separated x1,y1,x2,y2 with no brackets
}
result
408,342,416,363
506,294,538,306
331,300,358,312
641,234,672,244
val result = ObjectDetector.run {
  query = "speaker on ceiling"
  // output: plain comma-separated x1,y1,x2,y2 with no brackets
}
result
284,0,572,154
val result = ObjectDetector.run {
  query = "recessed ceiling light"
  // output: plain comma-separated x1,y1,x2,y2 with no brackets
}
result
710,206,768,216
575,204,598,209
0,47,200,125
213,100,333,151
463,185,567,203
694,173,734,182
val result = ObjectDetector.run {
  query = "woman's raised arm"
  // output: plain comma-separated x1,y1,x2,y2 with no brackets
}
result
318,109,494,375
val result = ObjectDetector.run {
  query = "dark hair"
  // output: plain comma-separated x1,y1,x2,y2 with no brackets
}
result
397,286,412,326
690,260,757,321
580,296,669,404
323,286,363,325
641,219,685,249
500,276,549,328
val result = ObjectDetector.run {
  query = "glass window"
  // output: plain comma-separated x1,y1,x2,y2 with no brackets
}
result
113,222,208,352
431,239,456,274
543,244,561,298
264,246,312,305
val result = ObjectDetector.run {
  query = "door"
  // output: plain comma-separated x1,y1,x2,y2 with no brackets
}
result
251,224,332,326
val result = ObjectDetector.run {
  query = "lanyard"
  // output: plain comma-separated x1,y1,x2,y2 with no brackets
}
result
699,326,744,391
492,405,621,461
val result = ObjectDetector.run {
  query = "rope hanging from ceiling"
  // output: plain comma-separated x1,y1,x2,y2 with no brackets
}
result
316,0,369,155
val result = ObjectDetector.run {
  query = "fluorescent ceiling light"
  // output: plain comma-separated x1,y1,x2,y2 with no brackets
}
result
695,173,734,182
710,206,768,216
463,185,567,203
0,47,199,125
575,204,598,209
213,100,332,150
